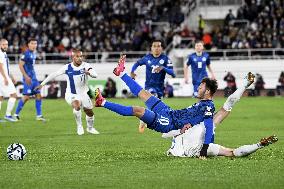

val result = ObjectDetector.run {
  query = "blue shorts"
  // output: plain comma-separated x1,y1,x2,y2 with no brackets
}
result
145,96,176,133
23,79,40,96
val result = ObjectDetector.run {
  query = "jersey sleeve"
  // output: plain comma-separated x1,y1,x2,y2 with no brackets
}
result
85,63,97,78
20,52,27,62
163,57,175,77
206,54,211,66
40,65,66,86
202,102,215,144
131,56,146,72
0,52,5,64
186,55,192,66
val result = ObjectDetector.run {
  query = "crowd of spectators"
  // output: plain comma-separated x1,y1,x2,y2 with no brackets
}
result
0,0,185,54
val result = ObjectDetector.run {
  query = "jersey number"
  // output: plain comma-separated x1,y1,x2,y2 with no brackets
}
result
151,65,159,73
158,116,170,126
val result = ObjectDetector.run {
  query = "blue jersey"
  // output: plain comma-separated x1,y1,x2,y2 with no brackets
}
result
131,53,175,96
20,50,37,81
187,52,210,85
147,97,215,144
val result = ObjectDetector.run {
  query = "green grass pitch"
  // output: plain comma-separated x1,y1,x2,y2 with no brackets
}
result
0,97,283,189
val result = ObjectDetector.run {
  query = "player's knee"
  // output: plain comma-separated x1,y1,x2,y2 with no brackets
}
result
11,93,17,98
84,109,94,116
72,100,81,110
133,106,145,117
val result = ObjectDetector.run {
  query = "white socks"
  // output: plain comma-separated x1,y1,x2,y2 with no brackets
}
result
73,109,82,127
223,82,247,111
6,97,16,116
233,143,262,157
86,115,94,129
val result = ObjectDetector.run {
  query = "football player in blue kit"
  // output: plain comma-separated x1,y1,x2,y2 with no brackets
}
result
184,41,215,97
14,38,46,121
94,55,218,158
130,39,176,132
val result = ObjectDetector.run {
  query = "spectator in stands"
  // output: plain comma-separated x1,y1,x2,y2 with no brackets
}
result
164,82,174,98
223,72,237,97
276,71,284,96
254,73,265,96
198,14,205,37
224,9,235,25
46,81,59,99
103,77,117,98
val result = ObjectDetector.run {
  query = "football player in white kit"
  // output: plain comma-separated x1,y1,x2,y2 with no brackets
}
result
36,49,99,135
164,72,278,159
0,39,18,122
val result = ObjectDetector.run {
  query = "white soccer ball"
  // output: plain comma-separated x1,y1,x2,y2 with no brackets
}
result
7,143,27,160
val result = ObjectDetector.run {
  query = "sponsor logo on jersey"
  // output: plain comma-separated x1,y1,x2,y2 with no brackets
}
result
205,106,213,116
193,58,197,62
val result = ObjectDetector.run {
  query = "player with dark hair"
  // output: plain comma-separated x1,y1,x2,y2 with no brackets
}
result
184,41,215,97
14,38,46,121
94,55,218,157
130,39,176,132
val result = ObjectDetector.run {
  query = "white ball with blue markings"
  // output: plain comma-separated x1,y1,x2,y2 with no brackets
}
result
7,143,27,160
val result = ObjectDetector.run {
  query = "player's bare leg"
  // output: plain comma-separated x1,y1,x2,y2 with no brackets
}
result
214,72,255,126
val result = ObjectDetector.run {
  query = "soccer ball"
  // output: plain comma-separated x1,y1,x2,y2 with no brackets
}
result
7,143,27,160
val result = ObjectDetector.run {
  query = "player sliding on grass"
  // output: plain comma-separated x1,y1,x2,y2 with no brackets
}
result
165,72,278,158
94,55,218,158
36,49,99,136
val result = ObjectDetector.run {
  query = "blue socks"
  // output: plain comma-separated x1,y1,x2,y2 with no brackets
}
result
121,73,143,96
15,99,24,115
104,101,133,116
35,99,42,116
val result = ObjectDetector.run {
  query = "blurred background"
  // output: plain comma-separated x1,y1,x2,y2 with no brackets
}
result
1,0,284,98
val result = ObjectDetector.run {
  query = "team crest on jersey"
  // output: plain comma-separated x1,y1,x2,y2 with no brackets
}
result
202,57,206,61
80,69,85,74
147,60,151,64
159,59,165,64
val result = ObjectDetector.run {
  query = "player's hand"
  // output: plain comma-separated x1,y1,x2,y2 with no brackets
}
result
4,78,8,86
84,70,90,76
34,85,43,91
25,76,32,85
199,156,207,160
180,123,192,134
153,66,164,73
130,72,137,80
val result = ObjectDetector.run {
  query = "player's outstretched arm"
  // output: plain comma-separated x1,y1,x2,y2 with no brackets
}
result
36,66,66,90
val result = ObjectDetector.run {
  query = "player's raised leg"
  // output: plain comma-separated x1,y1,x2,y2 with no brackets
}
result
213,72,255,126
94,88,157,128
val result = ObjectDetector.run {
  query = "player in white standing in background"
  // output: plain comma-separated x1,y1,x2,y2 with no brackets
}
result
165,72,278,158
35,49,99,135
0,39,18,122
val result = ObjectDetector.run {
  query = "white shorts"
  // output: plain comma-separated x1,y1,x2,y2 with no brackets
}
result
65,93,93,109
167,123,206,157
0,78,16,96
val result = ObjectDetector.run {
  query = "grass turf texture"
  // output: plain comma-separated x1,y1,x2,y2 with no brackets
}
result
0,97,283,189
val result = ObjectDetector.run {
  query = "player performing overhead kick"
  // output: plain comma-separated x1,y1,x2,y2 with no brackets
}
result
94,55,218,157
164,72,278,159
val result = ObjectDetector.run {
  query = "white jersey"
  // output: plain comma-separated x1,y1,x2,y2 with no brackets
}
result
0,49,10,81
41,61,97,95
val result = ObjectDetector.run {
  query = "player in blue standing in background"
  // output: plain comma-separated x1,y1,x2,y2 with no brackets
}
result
94,55,218,158
14,38,46,121
130,39,176,133
184,41,215,97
